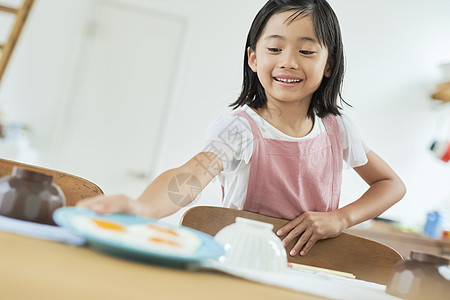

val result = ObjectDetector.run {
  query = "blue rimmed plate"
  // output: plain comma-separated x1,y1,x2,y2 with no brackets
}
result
53,207,224,268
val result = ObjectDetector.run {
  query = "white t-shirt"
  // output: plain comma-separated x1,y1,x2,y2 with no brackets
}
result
203,105,369,210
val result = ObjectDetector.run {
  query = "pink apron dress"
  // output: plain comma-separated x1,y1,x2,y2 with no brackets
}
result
233,110,343,220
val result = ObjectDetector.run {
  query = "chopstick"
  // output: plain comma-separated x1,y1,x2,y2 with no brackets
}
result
287,262,356,279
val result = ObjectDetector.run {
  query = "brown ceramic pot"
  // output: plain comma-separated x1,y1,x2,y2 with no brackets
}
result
386,251,450,299
0,167,66,225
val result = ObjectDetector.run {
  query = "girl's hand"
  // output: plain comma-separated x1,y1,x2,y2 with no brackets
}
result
276,210,347,256
76,194,141,215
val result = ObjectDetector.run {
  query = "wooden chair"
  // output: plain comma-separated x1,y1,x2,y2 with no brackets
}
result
180,206,403,285
0,157,103,206
0,0,35,83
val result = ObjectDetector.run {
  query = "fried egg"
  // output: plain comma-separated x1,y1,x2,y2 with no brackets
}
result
72,216,127,239
127,223,201,255
71,216,201,256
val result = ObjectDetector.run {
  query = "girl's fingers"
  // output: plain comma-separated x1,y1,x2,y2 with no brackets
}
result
299,235,318,256
281,221,307,247
290,229,312,256
76,195,133,215
276,216,303,237
91,200,120,214
75,195,103,207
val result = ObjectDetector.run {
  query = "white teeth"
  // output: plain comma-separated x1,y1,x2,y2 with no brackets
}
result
275,78,301,83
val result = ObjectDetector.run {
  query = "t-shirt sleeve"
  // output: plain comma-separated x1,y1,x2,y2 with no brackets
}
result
203,114,253,172
336,114,370,168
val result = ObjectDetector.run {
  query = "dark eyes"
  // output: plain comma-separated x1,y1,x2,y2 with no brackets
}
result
266,48,314,55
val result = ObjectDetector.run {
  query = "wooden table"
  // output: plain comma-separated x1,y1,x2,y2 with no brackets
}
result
0,231,322,300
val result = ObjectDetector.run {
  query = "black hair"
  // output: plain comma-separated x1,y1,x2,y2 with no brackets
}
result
230,0,349,118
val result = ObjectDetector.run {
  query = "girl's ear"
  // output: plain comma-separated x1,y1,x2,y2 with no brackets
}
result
247,47,257,72
324,59,333,78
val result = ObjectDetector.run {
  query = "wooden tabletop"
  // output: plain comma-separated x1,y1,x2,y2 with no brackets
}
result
0,231,322,300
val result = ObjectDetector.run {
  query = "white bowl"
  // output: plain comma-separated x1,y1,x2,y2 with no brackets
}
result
214,217,287,272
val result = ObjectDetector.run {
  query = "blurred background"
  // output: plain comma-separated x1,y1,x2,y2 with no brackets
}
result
0,0,449,230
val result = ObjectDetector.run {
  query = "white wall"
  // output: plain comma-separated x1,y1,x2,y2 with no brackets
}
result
330,0,450,228
0,0,449,227
0,0,92,155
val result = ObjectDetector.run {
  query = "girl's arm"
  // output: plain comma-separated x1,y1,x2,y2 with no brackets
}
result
76,152,223,219
277,150,406,256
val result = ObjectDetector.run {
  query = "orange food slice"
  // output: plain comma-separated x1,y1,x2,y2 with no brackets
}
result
146,224,179,236
149,237,180,247
92,218,126,232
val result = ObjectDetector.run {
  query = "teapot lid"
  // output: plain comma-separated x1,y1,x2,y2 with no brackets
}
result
411,251,449,265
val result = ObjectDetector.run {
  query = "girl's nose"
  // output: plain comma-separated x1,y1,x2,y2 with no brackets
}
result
280,50,299,69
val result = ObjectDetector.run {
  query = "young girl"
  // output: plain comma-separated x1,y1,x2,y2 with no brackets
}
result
77,0,406,257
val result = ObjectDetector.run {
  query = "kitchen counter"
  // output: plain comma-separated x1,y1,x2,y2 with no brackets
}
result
346,220,450,260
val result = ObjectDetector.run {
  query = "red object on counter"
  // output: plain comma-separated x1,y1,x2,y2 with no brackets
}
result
430,140,450,162
442,143,450,162
442,230,449,240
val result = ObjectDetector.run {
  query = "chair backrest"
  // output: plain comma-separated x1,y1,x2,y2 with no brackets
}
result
0,158,103,206
180,206,403,285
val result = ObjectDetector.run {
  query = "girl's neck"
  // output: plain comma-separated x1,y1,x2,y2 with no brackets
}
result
253,100,314,138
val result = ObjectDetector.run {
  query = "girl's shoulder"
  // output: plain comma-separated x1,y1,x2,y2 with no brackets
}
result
332,113,370,167
204,109,254,168
333,113,362,137
205,108,252,140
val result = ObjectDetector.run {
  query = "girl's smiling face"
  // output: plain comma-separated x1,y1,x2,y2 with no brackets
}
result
248,10,331,108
